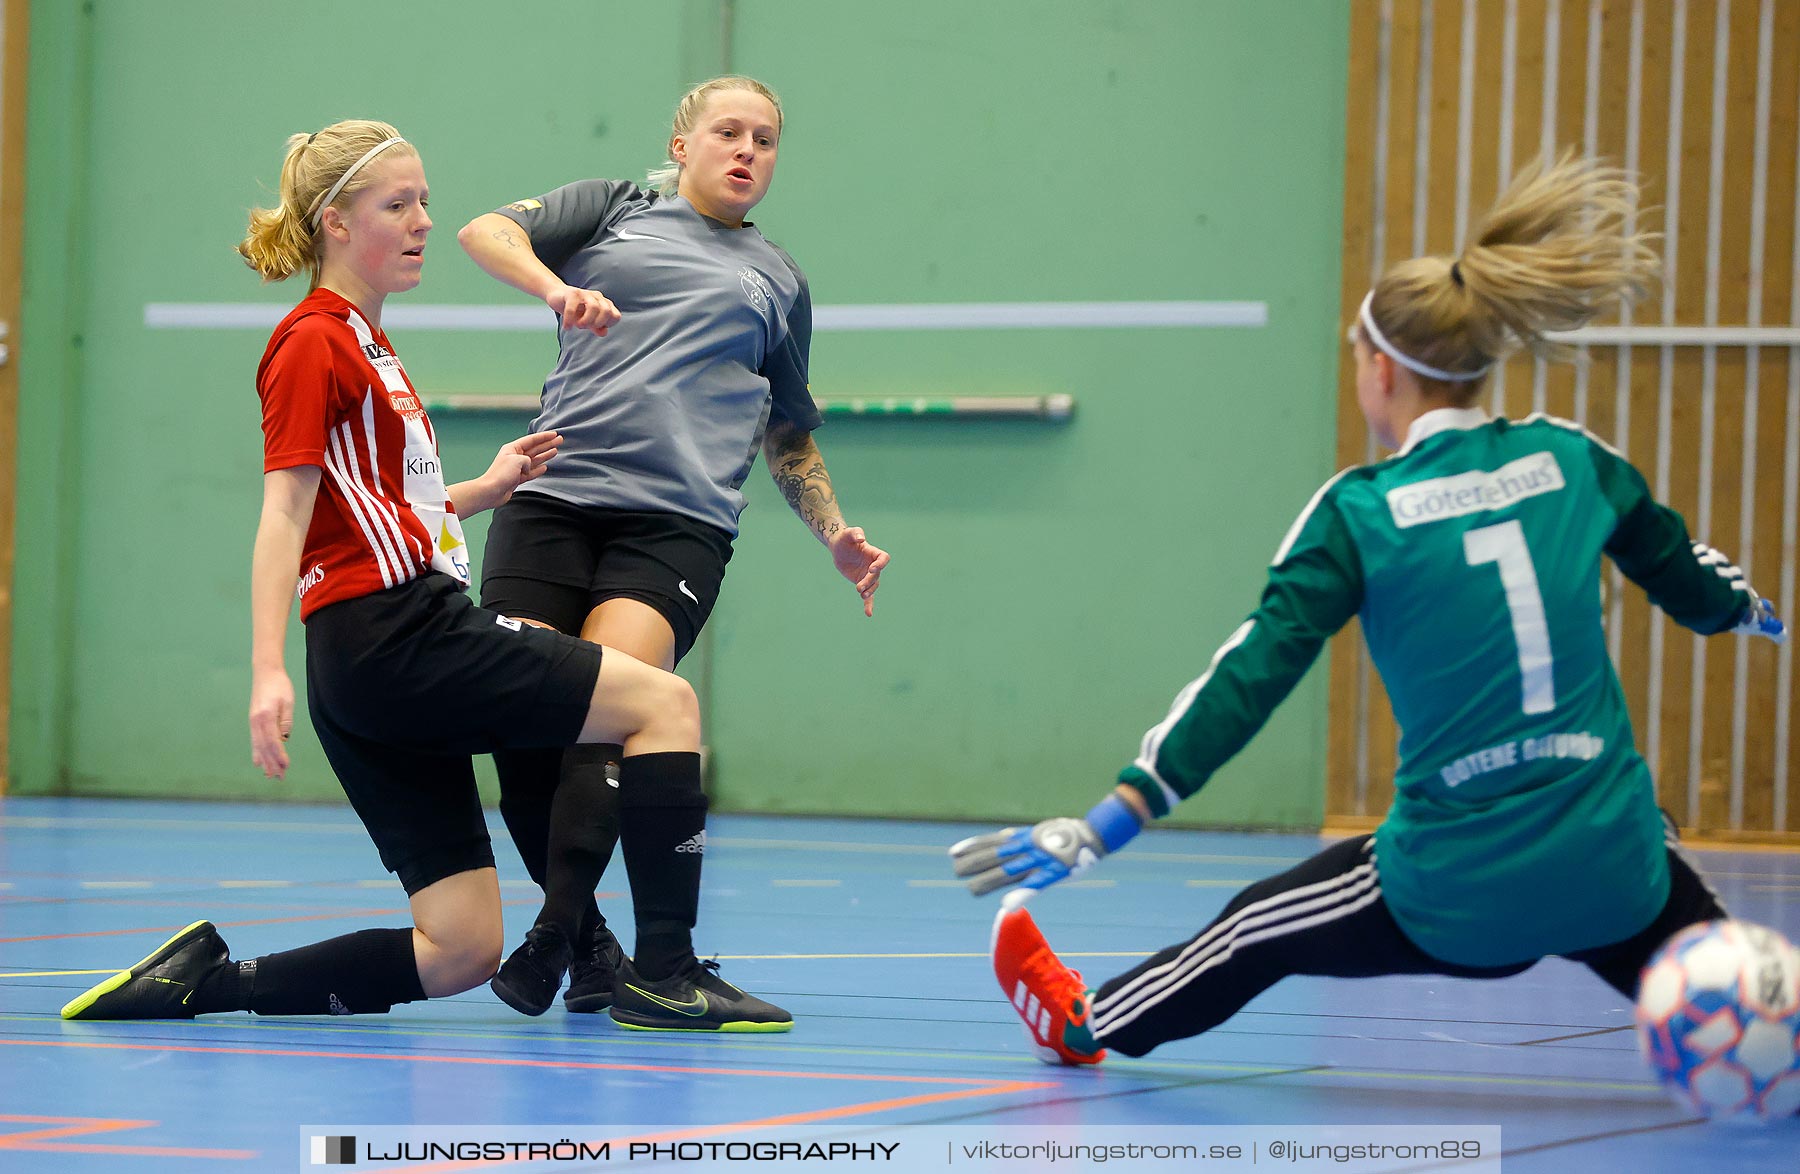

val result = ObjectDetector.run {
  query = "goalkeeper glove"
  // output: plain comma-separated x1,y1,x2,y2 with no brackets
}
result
949,792,1143,896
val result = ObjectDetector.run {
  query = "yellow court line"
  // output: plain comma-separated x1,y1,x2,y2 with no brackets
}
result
1,954,1152,976
1322,1067,1662,1095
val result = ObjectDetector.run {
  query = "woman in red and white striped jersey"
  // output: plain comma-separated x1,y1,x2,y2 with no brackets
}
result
60,119,789,1032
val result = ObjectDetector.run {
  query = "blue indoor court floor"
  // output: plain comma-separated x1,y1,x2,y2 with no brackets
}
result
1,795,1797,1172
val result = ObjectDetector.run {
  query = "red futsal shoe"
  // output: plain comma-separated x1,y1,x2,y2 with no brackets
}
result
991,900,1105,1066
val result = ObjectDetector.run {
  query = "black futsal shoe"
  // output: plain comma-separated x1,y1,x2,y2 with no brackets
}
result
563,923,627,1013
61,920,231,1020
490,923,573,1016
609,955,793,1033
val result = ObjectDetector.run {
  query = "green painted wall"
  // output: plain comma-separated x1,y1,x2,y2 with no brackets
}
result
10,1,1350,830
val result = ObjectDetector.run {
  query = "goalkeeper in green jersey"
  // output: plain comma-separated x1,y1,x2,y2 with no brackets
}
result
951,152,1787,1066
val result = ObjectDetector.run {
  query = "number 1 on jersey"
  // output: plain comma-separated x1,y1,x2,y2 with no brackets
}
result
1463,519,1556,715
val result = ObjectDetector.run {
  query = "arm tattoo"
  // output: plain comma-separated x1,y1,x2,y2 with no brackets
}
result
769,431,844,541
491,227,523,249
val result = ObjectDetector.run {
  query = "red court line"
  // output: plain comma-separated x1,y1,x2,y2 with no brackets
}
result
0,1115,254,1160
387,1082,1057,1174
2,1037,1034,1086
2,1040,1054,1170
0,1142,255,1158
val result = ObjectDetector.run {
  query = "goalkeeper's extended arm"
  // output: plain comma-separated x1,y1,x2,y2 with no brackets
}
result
948,788,1150,897
1732,586,1787,644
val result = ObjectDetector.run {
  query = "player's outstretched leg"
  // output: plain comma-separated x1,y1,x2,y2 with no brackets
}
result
991,902,1104,1066
62,920,232,1020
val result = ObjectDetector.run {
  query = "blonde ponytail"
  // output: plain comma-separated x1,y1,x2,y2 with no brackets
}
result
237,134,317,283
1364,150,1661,389
236,120,416,287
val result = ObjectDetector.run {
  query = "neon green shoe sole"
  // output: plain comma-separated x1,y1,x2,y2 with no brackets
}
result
61,920,229,1021
611,1016,794,1033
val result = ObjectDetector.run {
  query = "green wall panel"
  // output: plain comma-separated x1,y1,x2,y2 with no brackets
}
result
11,1,1350,832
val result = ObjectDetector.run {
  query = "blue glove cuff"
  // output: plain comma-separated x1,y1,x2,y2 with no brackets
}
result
1084,793,1143,854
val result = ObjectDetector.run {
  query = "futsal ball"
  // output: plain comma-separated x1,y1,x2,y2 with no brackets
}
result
1635,919,1800,1120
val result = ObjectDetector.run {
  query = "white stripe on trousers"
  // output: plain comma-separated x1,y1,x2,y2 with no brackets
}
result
1092,852,1383,1039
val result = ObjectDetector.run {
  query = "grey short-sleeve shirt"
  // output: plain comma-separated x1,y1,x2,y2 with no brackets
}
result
497,179,820,536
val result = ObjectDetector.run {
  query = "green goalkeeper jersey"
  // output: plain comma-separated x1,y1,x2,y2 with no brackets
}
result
1121,407,1752,967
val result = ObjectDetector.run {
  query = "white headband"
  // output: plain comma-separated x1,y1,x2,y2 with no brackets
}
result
1356,291,1493,383
308,136,408,230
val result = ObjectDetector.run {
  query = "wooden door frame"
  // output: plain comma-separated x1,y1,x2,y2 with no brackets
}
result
0,0,28,794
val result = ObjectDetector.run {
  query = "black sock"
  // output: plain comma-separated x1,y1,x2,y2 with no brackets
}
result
496,747,561,889
499,745,615,943
192,958,257,1013
538,744,625,942
220,928,426,1016
618,752,706,981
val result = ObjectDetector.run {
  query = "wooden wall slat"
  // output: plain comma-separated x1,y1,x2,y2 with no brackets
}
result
1543,0,1592,422
1331,0,1800,841
1664,0,1718,824
1363,0,1429,812
1746,346,1787,828
1509,0,1553,421
1627,1,1674,799
1330,0,1385,818
1470,0,1510,217
1704,0,1761,828
1767,0,1800,326
1425,0,1465,256
1768,0,1800,832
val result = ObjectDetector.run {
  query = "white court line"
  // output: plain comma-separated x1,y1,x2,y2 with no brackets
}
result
0,815,363,834
770,879,841,888
216,880,294,889
143,300,1268,332
707,951,1148,961
79,881,153,890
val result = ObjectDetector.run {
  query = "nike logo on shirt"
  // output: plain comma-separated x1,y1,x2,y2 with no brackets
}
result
614,229,667,242
678,580,700,605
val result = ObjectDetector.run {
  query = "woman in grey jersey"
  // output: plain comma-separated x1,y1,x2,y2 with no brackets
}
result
60,120,762,1029
950,152,1788,1067
456,76,888,1029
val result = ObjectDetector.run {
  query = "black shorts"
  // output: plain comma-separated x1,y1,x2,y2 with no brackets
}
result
480,494,734,664
304,573,604,894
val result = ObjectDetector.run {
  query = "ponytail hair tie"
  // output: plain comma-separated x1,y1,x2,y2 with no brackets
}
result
1450,261,1465,287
